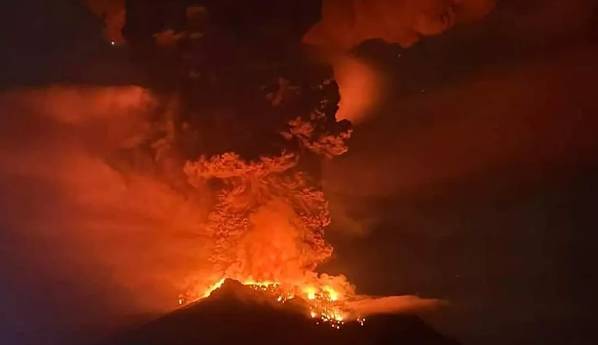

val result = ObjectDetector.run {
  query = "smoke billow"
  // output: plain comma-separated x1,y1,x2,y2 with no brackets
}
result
322,0,598,199
83,1,493,123
86,0,495,49
304,0,496,50
302,0,495,123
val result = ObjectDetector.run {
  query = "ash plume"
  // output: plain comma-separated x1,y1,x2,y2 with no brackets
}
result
86,0,495,49
57,0,475,303
83,1,493,123
0,2,503,343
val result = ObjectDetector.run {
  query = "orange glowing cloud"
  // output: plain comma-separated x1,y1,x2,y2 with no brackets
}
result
304,0,496,50
333,55,383,123
304,0,495,124
0,85,212,314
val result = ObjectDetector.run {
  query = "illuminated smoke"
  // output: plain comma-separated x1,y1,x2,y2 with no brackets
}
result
304,0,496,50
182,77,355,303
0,86,212,314
184,152,335,287
303,0,495,123
333,55,383,123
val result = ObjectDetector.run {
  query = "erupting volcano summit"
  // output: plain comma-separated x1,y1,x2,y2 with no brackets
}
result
80,0,495,342
105,279,459,345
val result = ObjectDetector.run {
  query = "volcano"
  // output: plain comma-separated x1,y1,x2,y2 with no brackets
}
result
103,280,459,345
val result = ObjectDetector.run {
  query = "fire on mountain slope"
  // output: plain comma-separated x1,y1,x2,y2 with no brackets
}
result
175,101,441,326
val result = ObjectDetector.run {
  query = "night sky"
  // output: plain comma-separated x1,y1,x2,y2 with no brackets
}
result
1,1,598,345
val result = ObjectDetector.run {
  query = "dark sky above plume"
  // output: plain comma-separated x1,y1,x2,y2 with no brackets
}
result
1,1,598,345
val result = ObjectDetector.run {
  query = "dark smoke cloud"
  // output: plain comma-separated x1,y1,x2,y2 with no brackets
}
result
302,0,496,123
318,0,598,199
82,0,495,124
323,47,598,198
311,0,598,257
85,0,495,49
304,0,495,50
315,2,598,344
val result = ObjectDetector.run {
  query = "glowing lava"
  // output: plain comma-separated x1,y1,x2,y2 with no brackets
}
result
199,279,354,327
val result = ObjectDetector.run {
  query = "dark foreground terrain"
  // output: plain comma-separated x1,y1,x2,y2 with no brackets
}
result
103,280,459,345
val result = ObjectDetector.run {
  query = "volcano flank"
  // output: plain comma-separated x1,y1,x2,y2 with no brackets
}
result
104,280,458,345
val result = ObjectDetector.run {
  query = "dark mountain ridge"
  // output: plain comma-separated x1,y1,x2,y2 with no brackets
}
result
103,279,459,345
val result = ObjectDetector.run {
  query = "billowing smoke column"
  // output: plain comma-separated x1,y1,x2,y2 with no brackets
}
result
182,79,353,301
77,0,496,318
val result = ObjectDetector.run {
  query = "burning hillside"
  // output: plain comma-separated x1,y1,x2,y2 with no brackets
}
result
105,279,458,345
